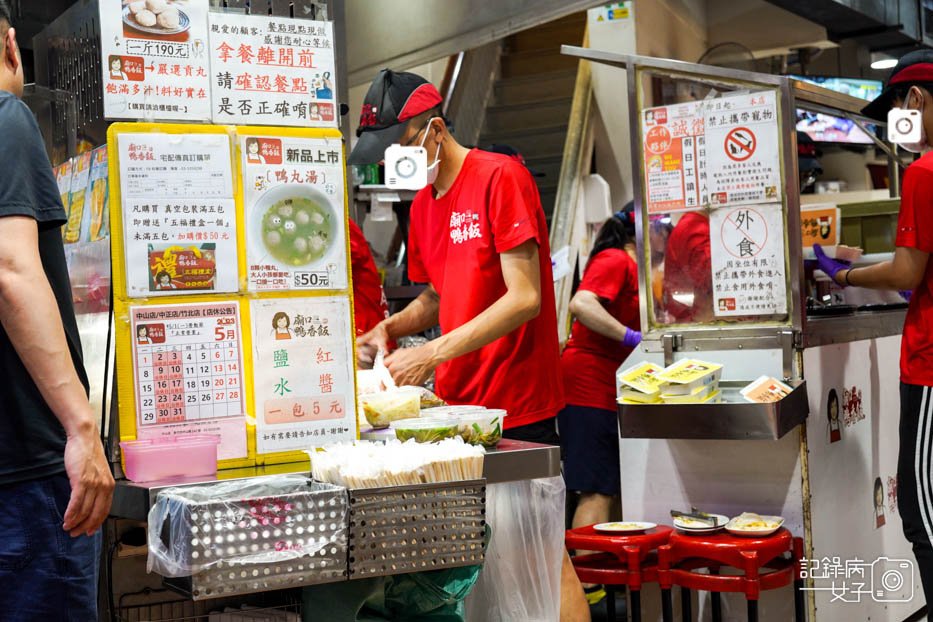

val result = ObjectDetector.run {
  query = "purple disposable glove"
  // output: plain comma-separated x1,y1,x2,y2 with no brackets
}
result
813,244,851,285
622,329,642,349
900,290,913,302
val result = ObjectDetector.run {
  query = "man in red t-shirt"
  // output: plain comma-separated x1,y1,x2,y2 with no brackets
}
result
348,219,389,337
350,70,565,441
822,50,933,610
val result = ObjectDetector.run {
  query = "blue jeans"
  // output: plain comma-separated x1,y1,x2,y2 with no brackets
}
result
0,472,102,621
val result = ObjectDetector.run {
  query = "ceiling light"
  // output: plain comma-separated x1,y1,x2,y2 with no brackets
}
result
871,58,898,70
870,52,897,70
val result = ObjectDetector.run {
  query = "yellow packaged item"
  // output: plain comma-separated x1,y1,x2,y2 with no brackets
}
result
656,359,723,396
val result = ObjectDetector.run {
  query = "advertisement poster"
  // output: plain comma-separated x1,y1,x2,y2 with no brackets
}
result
117,132,238,296
100,0,211,121
250,297,356,453
208,13,337,127
642,102,707,214
81,147,111,243
241,133,348,291
801,204,841,248
64,152,92,244
54,159,74,222
710,203,787,316
130,302,247,460
704,90,782,207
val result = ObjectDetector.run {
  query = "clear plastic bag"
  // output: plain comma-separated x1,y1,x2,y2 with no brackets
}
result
464,476,566,622
147,475,348,581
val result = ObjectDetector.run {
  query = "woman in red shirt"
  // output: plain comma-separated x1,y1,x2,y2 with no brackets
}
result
559,207,641,534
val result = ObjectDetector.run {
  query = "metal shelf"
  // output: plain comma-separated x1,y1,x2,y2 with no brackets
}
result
618,380,809,440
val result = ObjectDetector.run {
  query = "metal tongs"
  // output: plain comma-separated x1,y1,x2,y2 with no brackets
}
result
670,507,717,526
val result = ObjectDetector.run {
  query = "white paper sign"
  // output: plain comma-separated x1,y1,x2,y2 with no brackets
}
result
704,90,782,207
251,297,356,453
710,203,787,316
209,13,337,126
241,133,348,291
117,132,238,297
100,0,211,121
117,132,234,199
123,198,238,296
130,301,247,460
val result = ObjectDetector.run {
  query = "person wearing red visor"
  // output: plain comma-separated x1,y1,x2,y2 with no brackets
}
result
816,50,933,615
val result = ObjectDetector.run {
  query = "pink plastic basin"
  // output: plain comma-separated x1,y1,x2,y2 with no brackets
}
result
120,435,220,483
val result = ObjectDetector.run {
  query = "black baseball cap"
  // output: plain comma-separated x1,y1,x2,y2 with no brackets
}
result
862,50,933,121
349,69,443,165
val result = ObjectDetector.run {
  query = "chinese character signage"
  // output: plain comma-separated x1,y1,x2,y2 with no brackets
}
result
642,102,707,213
241,132,348,291
250,297,356,453
801,204,841,248
209,13,336,127
710,204,787,317
130,302,248,460
117,132,239,297
704,91,782,207
100,0,212,120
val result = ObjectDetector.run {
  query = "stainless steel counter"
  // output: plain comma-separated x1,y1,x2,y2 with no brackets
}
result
110,439,560,521
803,309,905,348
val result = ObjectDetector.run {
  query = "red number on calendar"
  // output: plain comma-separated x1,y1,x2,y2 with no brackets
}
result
214,378,225,387
229,391,239,400
215,392,225,401
215,326,225,341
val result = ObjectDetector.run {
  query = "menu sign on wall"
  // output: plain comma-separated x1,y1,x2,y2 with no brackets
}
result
209,13,337,127
101,0,212,120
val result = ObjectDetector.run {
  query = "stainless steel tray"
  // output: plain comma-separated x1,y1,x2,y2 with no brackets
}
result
348,480,486,578
618,380,809,440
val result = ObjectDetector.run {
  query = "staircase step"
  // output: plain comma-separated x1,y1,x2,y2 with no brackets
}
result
523,154,564,181
483,97,573,134
500,49,581,78
479,125,568,156
506,13,586,54
493,70,578,106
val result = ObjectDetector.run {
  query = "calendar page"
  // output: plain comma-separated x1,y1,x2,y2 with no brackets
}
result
130,301,247,460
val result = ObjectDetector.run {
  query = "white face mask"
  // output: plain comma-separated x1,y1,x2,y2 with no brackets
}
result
902,87,928,153
418,117,442,185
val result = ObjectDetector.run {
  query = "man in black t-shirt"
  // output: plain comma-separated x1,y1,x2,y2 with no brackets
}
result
0,3,113,618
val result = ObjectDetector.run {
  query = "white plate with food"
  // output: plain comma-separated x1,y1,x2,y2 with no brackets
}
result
593,521,656,534
123,1,191,36
673,514,729,533
726,513,784,537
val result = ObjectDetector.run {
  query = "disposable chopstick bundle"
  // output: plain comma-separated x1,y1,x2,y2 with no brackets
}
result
308,439,485,488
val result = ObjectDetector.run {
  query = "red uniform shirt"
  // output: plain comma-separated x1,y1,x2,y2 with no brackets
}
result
408,150,564,428
662,211,712,322
896,152,933,386
561,249,641,411
348,219,389,336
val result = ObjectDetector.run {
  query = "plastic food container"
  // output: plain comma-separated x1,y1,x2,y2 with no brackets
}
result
455,409,507,447
393,418,459,443
361,388,421,429
120,435,220,483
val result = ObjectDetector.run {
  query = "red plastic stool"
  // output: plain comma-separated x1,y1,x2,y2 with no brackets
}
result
566,525,674,622
658,528,805,622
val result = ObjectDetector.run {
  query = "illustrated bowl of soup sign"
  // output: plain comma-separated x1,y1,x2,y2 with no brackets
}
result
252,184,336,267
